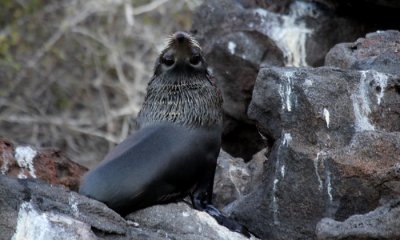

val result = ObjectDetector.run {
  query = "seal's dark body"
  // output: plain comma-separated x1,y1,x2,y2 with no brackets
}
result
80,123,220,215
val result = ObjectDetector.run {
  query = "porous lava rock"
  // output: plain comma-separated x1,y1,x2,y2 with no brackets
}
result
0,139,87,191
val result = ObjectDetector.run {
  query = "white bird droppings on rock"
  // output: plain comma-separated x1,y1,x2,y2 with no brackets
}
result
323,108,330,128
313,151,325,191
259,1,315,67
271,132,292,225
283,133,292,146
371,70,388,105
351,71,375,132
304,79,313,87
15,146,37,179
326,167,333,202
280,165,285,178
12,202,96,240
278,71,295,112
272,178,280,225
1,151,12,174
228,41,237,55
182,211,190,217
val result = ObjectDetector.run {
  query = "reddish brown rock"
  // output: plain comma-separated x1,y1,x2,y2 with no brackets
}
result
0,139,87,191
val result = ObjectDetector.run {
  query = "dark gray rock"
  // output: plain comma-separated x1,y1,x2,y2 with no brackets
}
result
0,173,258,240
233,129,400,240
213,149,266,209
248,66,400,142
325,30,400,75
316,199,400,240
308,0,400,32
127,202,259,240
311,0,400,9
0,175,127,240
193,0,369,68
236,0,293,13
230,66,400,240
192,0,372,160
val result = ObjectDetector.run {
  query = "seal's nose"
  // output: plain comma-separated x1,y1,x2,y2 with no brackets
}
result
175,32,186,43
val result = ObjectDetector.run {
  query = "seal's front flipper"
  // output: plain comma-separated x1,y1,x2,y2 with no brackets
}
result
189,165,251,238
204,204,251,238
190,164,216,210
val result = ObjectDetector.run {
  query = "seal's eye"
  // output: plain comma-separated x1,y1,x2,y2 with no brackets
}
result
161,55,175,66
189,55,201,66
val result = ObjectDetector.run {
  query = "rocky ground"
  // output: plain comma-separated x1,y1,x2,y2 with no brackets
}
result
0,140,260,240
1,0,400,240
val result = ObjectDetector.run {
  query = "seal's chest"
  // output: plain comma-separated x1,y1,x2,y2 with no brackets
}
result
138,81,222,128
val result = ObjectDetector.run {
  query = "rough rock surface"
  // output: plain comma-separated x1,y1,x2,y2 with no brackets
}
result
316,199,400,240
213,149,266,209
0,174,258,240
325,30,400,75
0,147,262,240
192,0,373,160
311,0,400,9
0,139,88,191
248,66,400,141
0,175,127,240
127,203,258,240
229,60,400,239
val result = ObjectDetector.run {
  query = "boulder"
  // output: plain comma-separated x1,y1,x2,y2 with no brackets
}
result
229,66,400,239
0,175,127,240
0,144,260,240
316,199,400,240
0,139,87,191
325,30,400,75
0,174,258,240
248,66,400,141
127,203,259,240
192,0,372,159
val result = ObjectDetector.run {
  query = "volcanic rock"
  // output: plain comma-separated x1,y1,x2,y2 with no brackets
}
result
0,139,87,191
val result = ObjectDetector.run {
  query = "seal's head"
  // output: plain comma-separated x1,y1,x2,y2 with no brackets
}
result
138,31,222,129
154,32,207,77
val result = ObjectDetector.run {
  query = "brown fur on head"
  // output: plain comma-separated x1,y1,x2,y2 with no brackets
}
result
164,32,202,52
154,32,207,77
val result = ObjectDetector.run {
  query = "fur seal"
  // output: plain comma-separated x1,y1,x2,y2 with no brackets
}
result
79,32,250,237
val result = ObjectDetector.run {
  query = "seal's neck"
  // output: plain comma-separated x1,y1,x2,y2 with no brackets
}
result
137,71,223,130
